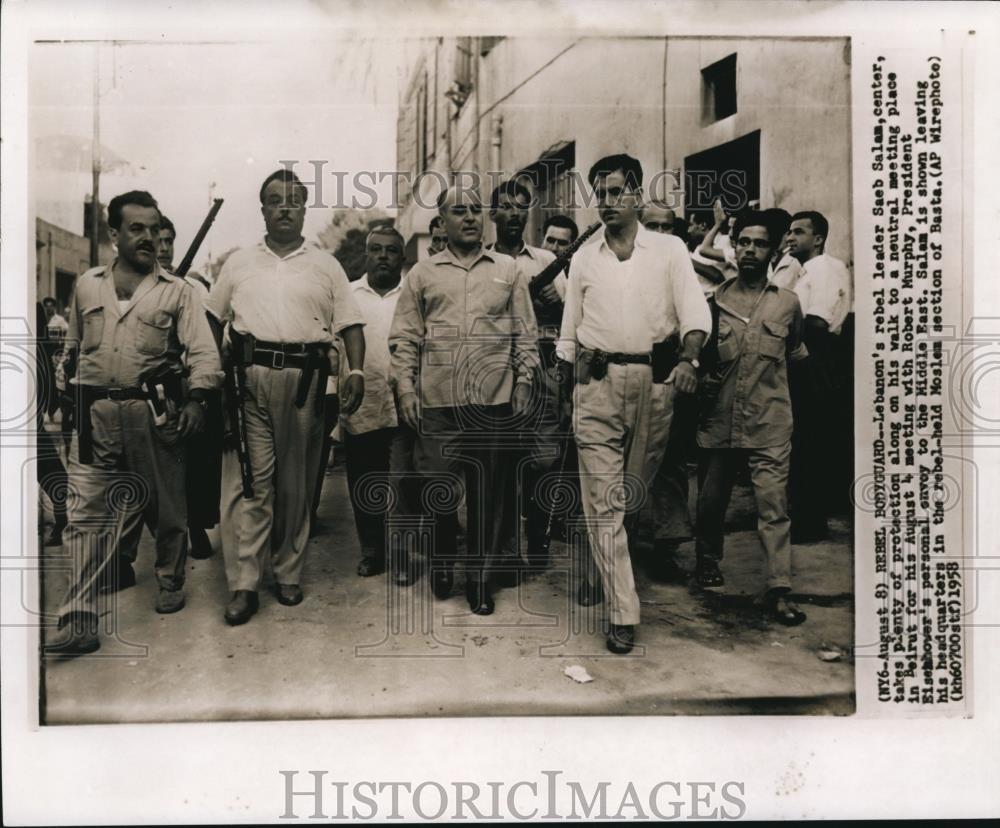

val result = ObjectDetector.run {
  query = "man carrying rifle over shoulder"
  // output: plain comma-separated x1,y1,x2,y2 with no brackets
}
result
486,180,561,578
45,190,222,657
557,154,710,655
206,169,366,626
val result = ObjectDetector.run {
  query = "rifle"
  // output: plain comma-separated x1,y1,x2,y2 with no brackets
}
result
223,361,255,499
175,198,224,278
528,220,602,299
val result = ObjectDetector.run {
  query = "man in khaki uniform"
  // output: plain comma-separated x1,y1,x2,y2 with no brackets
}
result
45,190,221,656
557,154,710,654
207,169,366,625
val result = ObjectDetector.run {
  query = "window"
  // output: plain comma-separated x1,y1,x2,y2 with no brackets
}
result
702,53,737,123
517,141,576,246
444,37,474,111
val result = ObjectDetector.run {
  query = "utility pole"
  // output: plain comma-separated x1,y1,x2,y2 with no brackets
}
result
89,45,101,267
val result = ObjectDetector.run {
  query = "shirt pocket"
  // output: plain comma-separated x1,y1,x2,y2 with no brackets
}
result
759,319,788,362
717,319,739,364
80,305,105,354
481,277,513,315
135,309,172,357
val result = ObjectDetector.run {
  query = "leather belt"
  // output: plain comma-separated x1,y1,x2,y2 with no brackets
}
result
250,349,311,371
604,352,651,365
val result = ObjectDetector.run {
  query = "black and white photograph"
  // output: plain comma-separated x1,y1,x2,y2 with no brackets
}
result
30,29,855,722
3,0,998,823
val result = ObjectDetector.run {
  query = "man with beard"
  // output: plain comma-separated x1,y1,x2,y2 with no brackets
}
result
695,211,809,626
390,182,538,615
45,190,221,656
486,180,563,575
341,225,415,584
206,169,366,625
558,154,710,654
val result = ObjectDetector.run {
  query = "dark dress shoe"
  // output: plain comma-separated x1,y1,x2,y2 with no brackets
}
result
189,527,214,559
46,612,100,656
694,562,725,589
466,578,495,616
431,567,454,600
276,584,303,606
647,554,687,585
357,555,386,577
98,562,136,595
224,590,259,625
606,623,635,655
576,579,603,607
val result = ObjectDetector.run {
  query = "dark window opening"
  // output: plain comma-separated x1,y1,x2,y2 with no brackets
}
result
684,130,760,215
702,53,737,123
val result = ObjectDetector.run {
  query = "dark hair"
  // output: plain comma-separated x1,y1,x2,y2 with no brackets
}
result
687,210,712,227
673,215,690,244
790,210,829,246
107,190,160,231
42,296,57,307
731,210,783,250
259,169,308,205
489,179,532,210
429,215,444,232
542,214,579,242
159,214,176,239
587,153,643,189
761,208,792,240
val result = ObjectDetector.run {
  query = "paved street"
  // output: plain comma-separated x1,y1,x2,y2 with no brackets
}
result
41,460,854,723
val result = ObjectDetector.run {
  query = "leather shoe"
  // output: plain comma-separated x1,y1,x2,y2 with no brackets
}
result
357,554,386,577
431,566,454,600
189,527,214,559
576,579,603,607
466,577,495,616
276,584,303,606
46,612,100,656
606,623,635,655
98,561,136,595
224,590,259,625
155,587,186,614
694,562,725,589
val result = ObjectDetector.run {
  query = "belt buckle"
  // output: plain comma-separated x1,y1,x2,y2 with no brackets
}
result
271,350,285,370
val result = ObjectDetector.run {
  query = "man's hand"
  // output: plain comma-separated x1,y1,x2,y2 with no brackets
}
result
398,391,420,430
538,283,561,305
712,197,727,227
512,383,532,417
666,361,699,394
341,373,365,416
177,400,206,437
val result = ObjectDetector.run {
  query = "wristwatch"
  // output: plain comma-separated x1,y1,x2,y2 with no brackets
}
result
678,356,700,369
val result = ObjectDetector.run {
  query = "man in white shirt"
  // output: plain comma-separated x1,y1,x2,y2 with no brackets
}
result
558,154,711,654
206,170,366,625
784,210,854,542
340,226,416,585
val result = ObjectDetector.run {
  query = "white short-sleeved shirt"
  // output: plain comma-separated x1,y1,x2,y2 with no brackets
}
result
793,252,853,335
339,275,403,435
768,252,805,291
557,225,711,362
204,240,364,343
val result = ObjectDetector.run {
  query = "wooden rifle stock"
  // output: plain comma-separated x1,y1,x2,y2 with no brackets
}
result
528,220,602,298
175,198,224,278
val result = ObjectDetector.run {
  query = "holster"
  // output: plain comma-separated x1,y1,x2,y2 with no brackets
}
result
651,336,680,384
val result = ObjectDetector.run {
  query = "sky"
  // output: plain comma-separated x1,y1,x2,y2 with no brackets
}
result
30,33,400,274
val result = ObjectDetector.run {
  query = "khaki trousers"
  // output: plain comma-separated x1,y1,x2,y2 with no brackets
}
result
219,364,324,592
573,364,673,626
58,399,187,620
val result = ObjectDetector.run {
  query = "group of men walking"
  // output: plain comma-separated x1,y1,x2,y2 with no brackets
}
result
44,151,852,658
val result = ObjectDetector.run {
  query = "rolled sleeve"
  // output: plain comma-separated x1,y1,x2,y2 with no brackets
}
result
328,259,365,335
556,257,583,363
388,270,424,397
204,256,236,323
670,242,711,341
787,297,809,362
178,283,223,390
